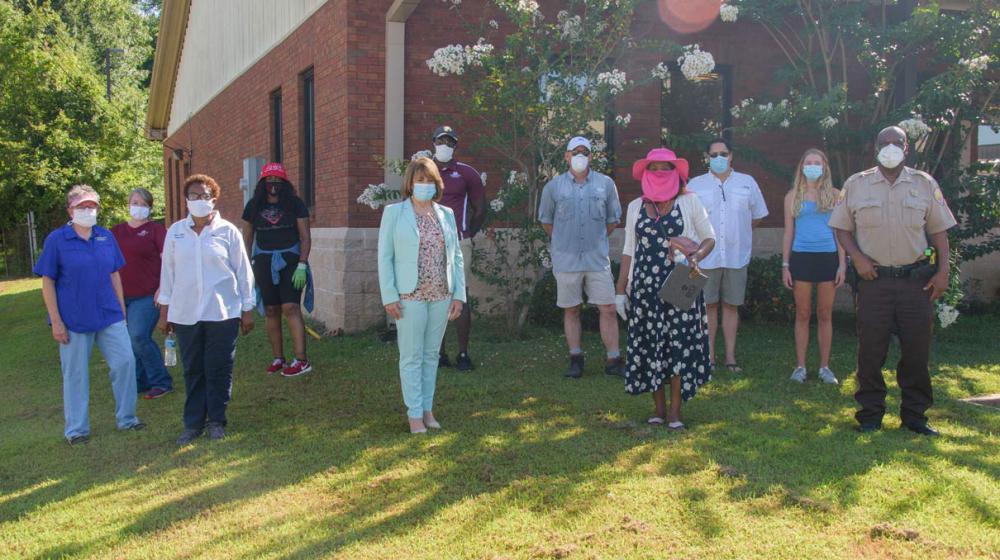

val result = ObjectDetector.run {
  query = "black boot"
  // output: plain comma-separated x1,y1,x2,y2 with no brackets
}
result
564,354,584,378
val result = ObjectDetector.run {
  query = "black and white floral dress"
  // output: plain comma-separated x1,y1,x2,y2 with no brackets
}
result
625,204,711,400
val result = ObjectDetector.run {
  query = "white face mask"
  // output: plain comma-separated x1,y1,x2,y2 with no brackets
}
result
876,144,905,169
571,154,589,174
187,199,215,218
72,208,98,228
434,144,454,162
129,205,151,220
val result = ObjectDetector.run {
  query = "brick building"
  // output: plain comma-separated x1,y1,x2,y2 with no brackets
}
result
145,0,997,332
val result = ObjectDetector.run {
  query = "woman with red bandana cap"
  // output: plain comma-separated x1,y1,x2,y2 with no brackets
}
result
241,163,314,377
615,148,716,429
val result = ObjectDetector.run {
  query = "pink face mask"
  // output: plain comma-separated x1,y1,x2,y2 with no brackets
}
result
641,169,680,202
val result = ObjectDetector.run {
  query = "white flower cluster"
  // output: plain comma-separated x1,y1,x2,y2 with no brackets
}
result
357,183,399,210
480,172,487,186
819,116,839,129
959,54,990,72
490,198,505,212
898,116,931,140
729,97,754,118
615,113,632,126
425,39,494,76
651,62,670,81
720,3,738,22
557,10,583,41
937,303,959,329
411,149,432,160
539,247,552,269
440,0,461,6
780,119,790,128
596,69,627,95
514,0,540,15
489,19,499,30
677,44,715,80
507,170,527,185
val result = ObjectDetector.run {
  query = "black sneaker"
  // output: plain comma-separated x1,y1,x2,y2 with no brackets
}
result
123,422,146,431
439,353,453,368
176,428,203,445
564,354,584,378
456,352,474,371
902,422,940,437
604,357,624,377
67,435,90,446
206,422,226,440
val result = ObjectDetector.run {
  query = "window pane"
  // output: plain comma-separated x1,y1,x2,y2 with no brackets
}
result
271,89,283,163
660,63,731,164
301,69,315,208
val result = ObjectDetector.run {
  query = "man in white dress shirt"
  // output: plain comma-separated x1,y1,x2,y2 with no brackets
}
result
687,138,768,373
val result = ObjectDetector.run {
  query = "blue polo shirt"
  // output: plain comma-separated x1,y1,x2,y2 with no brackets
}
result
33,224,126,333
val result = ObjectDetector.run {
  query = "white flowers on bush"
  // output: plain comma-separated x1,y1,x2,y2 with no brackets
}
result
411,149,432,160
937,303,959,329
959,54,990,72
596,69,628,95
651,62,670,81
677,44,715,80
513,0,540,15
899,116,931,140
720,3,738,22
426,39,494,76
488,19,499,30
557,10,583,41
615,113,632,126
820,116,839,129
780,119,790,128
490,198,505,212
357,183,399,210
729,97,754,118
480,172,487,186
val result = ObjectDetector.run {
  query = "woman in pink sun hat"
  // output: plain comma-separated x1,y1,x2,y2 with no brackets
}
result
615,147,717,429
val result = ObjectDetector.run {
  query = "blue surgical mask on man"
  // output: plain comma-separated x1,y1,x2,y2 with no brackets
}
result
709,155,730,175
412,182,437,202
802,164,823,181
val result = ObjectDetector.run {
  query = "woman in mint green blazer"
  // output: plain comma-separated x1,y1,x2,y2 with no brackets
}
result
378,157,466,434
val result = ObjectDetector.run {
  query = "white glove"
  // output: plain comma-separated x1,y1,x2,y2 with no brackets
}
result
615,294,627,321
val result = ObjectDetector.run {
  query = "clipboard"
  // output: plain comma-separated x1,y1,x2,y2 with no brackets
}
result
658,262,708,309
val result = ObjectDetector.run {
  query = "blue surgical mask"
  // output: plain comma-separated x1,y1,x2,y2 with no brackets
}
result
412,182,437,202
802,164,823,181
709,155,730,174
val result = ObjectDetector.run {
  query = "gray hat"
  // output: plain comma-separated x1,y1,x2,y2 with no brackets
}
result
432,125,458,142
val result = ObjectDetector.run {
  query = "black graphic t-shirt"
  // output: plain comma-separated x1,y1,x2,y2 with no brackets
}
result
242,196,309,251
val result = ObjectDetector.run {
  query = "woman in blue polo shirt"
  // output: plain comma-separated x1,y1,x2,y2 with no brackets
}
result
34,185,145,445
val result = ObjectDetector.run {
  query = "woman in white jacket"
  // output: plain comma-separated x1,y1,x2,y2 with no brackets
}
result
615,148,716,429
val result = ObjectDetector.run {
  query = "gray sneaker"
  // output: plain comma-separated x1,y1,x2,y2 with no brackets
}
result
818,367,839,385
176,428,203,445
206,423,226,440
790,367,807,383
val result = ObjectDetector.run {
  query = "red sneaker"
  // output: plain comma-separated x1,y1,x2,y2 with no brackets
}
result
281,359,312,377
266,358,285,374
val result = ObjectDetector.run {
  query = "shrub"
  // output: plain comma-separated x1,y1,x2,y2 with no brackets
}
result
528,261,621,331
742,255,796,323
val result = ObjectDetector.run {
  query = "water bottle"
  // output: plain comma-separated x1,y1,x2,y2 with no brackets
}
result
164,334,177,367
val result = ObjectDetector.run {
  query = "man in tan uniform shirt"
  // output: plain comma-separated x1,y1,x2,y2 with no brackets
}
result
829,126,956,436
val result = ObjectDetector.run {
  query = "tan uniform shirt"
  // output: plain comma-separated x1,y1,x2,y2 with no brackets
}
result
828,166,957,266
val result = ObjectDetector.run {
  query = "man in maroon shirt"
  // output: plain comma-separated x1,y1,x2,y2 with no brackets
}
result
432,125,486,371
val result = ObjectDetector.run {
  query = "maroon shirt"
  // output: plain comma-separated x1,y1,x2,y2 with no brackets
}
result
111,221,166,298
436,160,485,239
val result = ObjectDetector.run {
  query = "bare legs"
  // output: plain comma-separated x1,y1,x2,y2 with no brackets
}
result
652,376,683,422
707,302,740,366
793,282,814,368
562,304,619,356
264,303,308,362
792,281,836,369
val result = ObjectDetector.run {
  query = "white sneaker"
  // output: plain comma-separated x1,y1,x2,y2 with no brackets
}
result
790,367,807,383
818,367,839,385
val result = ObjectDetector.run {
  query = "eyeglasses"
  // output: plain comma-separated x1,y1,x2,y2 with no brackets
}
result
435,137,458,148
571,149,591,157
708,151,730,158
186,193,213,201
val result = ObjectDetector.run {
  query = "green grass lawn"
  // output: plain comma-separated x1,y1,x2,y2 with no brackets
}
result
1,277,998,559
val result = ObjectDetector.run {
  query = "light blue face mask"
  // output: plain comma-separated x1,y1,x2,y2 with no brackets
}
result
802,164,824,181
412,182,437,202
709,155,730,174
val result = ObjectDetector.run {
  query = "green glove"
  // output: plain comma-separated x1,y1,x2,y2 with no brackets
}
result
292,262,308,290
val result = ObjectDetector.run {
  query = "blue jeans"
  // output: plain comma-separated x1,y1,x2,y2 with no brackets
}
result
174,319,239,430
126,296,173,392
58,320,140,439
396,299,450,418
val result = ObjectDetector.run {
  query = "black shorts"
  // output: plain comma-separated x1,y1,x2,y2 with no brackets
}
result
789,251,838,283
251,251,302,306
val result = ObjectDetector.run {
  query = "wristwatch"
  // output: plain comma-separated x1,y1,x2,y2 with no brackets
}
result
782,261,790,268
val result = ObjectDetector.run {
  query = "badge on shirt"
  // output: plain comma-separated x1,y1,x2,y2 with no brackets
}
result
933,188,947,206
95,235,108,241
138,230,149,237
450,172,461,178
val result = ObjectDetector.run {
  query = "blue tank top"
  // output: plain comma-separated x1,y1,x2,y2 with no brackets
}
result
793,200,837,253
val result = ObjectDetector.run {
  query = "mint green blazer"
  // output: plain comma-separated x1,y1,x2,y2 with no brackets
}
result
378,199,467,305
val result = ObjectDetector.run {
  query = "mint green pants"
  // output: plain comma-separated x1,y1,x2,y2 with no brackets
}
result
396,299,450,418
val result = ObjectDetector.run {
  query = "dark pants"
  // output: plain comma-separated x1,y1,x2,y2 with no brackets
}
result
854,275,934,426
174,319,239,430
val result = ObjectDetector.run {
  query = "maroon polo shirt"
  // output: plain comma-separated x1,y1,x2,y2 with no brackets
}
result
111,221,166,298
435,160,485,239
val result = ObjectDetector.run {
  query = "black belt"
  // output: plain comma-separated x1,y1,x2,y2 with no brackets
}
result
873,259,931,279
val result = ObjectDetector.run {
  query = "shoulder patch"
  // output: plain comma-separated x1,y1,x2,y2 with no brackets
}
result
933,187,947,206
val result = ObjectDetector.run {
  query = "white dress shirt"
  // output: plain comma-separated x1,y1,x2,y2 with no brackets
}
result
158,212,255,325
687,170,768,269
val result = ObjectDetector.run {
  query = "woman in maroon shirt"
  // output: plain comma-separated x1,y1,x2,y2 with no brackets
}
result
111,188,173,399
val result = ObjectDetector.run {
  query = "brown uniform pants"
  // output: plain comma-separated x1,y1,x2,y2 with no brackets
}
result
854,275,934,426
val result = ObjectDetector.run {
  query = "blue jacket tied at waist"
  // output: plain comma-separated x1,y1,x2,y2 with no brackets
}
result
252,241,315,315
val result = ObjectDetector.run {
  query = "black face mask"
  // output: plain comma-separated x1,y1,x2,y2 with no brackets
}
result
266,184,281,196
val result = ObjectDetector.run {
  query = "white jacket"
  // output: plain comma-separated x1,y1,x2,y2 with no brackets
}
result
621,193,716,293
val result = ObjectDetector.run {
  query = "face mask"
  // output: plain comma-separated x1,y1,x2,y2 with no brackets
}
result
129,205,151,220
72,208,98,228
641,170,680,202
187,199,215,218
266,183,281,196
802,164,824,181
876,144,905,169
434,144,454,163
412,182,437,202
571,154,589,174
709,156,730,175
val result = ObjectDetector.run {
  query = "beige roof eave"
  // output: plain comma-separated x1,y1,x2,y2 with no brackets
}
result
145,0,192,141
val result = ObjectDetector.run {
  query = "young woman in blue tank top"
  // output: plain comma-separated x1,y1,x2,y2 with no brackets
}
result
781,149,845,385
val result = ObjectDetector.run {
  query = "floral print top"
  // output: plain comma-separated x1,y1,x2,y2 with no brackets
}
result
401,213,451,302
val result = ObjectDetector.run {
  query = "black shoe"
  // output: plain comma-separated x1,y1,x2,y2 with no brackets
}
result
604,357,624,377
206,423,226,440
176,428,203,445
439,353,453,368
564,354,584,378
456,352,474,371
856,422,882,433
67,435,90,446
124,422,146,431
902,422,940,436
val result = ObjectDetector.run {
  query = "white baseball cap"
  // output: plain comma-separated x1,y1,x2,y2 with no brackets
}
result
566,136,592,152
